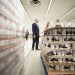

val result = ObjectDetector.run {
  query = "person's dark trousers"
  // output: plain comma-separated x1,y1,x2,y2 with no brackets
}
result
32,35,39,50
25,35,28,40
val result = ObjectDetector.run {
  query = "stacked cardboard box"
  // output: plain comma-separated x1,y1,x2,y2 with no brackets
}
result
0,0,25,75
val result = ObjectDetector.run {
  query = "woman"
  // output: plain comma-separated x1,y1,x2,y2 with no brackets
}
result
44,22,50,30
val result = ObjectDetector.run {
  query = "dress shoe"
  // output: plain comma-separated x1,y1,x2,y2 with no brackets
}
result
56,52,58,55
59,44,62,48
70,43,73,48
57,31,62,34
52,37,58,41
54,45,57,48
36,49,40,50
70,31,73,34
48,44,51,47
47,37,49,40
62,45,67,48
49,65,55,69
55,58,58,61
64,66,70,70
64,38,67,41
50,58,55,61
32,48,34,50
68,38,73,41
51,51,55,55
47,51,55,56
48,32,50,35
65,58,70,62
66,52,72,55
59,44,67,48
66,31,68,34
44,32,47,35
45,44,46,46
74,32,75,35
70,58,75,62
50,58,58,61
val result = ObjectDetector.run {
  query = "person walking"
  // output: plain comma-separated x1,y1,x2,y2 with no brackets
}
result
25,29,29,40
32,19,40,50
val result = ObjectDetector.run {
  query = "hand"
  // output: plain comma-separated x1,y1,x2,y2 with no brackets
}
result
34,35,36,38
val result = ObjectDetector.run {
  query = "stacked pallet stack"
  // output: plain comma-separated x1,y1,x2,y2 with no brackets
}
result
0,0,25,75
41,27,75,75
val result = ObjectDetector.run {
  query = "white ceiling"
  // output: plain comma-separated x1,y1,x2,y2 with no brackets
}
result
60,8,75,21
20,0,75,32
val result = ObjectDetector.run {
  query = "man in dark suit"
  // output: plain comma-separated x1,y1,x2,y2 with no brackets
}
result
32,19,40,50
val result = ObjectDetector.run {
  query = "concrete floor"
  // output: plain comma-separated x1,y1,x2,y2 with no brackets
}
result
20,50,45,75
24,39,32,58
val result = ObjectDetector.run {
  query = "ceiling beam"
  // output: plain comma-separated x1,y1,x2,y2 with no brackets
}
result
45,0,53,17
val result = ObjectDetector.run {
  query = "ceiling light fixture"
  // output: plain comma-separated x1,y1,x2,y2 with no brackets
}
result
32,0,40,4
30,0,41,7
45,0,53,17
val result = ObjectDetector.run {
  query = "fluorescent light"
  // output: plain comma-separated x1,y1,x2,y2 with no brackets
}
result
60,7,75,20
45,0,53,17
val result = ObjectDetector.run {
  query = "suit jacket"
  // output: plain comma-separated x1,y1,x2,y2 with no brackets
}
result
32,23,39,36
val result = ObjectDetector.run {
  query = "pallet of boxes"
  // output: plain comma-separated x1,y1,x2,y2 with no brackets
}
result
40,26,75,75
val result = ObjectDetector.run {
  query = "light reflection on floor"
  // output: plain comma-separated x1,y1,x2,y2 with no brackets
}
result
20,51,45,75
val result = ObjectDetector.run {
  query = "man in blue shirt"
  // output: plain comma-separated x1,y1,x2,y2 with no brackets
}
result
32,19,39,50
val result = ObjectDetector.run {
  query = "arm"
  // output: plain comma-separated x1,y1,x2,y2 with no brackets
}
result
32,24,35,35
